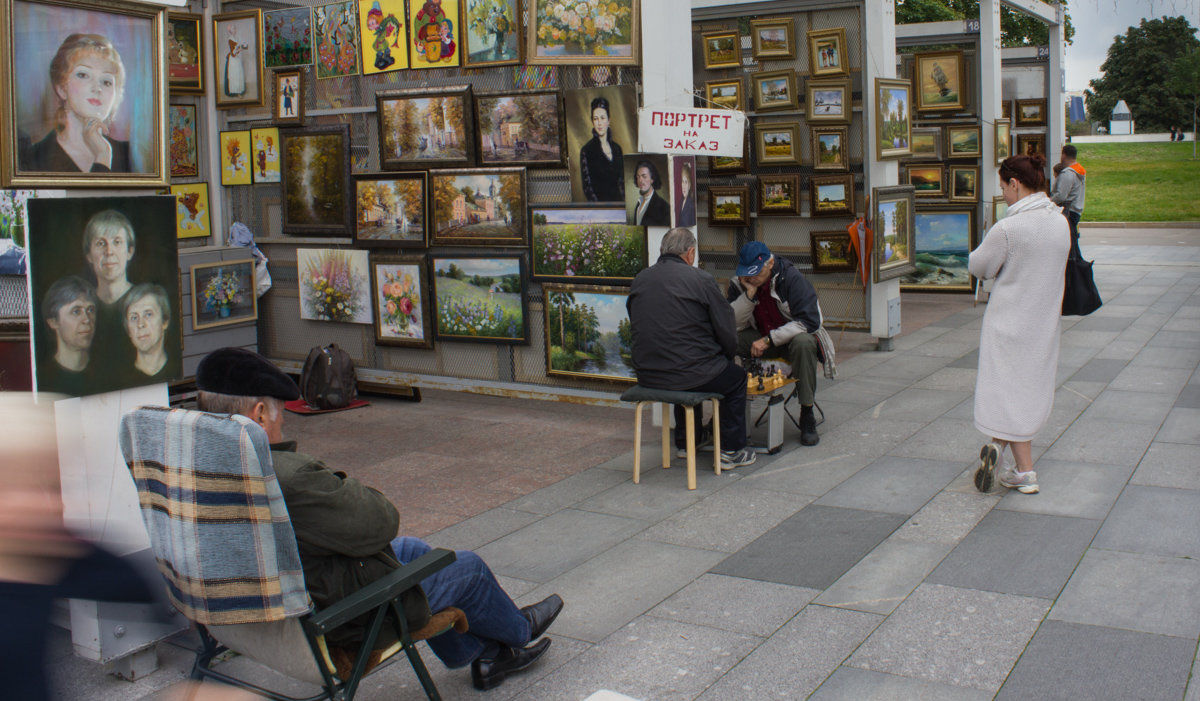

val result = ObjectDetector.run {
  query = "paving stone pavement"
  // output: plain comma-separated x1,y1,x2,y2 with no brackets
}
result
54,227,1200,700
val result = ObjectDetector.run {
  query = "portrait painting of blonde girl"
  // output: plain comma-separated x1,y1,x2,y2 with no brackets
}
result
4,0,164,186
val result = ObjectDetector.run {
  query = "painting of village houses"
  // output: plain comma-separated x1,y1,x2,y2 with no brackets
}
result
475,90,565,166
355,173,427,246
430,168,527,246
377,87,475,169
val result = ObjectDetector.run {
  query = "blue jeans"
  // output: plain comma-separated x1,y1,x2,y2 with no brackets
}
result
391,536,530,668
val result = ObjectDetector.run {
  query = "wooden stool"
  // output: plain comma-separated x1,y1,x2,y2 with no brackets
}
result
619,386,722,490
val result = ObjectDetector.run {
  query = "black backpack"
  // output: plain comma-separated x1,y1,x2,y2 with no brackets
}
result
300,343,357,410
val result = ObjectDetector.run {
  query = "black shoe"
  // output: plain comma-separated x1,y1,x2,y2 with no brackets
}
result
521,593,563,640
800,408,819,446
470,638,551,691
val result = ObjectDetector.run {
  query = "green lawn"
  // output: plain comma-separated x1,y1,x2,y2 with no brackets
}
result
1074,142,1200,222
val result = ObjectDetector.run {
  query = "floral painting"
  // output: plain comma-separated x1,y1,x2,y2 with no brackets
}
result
0,189,34,249
370,255,432,347
407,0,461,68
530,205,646,284
464,0,521,67
263,7,312,68
170,183,210,239
314,0,360,79
431,255,528,343
281,125,353,235
544,283,635,382
358,0,408,74
297,248,371,323
355,173,426,246
219,130,251,186
190,259,257,330
528,0,638,65
169,105,198,178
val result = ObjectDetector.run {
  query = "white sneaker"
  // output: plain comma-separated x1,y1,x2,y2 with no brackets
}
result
999,469,1039,494
719,448,756,470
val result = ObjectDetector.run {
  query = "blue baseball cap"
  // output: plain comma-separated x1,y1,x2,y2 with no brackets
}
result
735,241,773,277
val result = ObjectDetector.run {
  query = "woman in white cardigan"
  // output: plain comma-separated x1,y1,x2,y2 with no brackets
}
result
969,153,1070,495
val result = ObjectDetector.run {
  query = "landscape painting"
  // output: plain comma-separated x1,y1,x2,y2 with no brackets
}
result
530,205,646,284
812,126,847,171
811,174,854,216
875,78,911,159
475,90,565,166
430,168,526,246
431,255,528,343
901,209,974,291
544,283,635,382
281,125,353,235
872,185,917,282
810,231,856,273
377,87,475,169
354,173,427,246
908,164,944,196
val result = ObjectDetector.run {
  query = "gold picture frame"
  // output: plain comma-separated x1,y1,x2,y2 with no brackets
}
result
754,121,801,165
212,9,265,109
272,68,304,125
1016,132,1046,157
875,78,912,160
806,78,852,124
527,0,639,66
907,163,944,197
705,78,744,111
168,11,205,95
811,125,849,171
914,49,965,112
708,185,750,226
701,29,741,69
1015,98,1047,126
949,165,979,202
947,125,982,158
757,174,799,215
807,27,849,77
753,69,798,112
810,173,854,217
994,118,1011,163
750,17,795,61
190,259,259,331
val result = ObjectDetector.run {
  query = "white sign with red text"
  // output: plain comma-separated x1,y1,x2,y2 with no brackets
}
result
637,107,745,157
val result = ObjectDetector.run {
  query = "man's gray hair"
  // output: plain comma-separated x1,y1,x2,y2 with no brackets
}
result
196,390,282,421
660,227,696,256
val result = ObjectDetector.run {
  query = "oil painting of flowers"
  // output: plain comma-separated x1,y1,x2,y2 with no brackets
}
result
371,255,433,347
527,0,639,65
431,255,528,343
530,205,646,285
190,259,257,330
298,248,371,323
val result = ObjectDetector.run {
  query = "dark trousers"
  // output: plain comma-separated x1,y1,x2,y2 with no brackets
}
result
1066,210,1082,254
736,329,820,405
672,359,748,452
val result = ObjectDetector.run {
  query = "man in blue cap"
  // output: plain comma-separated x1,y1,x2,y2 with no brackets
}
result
627,228,756,469
728,241,823,446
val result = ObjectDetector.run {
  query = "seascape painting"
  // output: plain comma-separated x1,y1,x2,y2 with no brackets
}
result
901,210,973,290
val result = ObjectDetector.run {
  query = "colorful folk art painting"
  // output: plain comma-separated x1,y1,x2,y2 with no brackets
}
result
407,0,461,68
219,130,252,185
358,0,408,74
263,7,313,68
170,182,210,239
314,0,361,78
251,127,281,184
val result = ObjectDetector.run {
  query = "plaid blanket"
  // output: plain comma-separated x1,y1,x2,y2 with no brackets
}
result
119,406,310,625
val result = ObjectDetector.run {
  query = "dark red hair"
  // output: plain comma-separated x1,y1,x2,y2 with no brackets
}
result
998,153,1047,191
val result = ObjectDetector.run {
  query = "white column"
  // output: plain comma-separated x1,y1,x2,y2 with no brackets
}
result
863,0,901,344
980,0,1001,212
642,0,695,262
1047,3,1065,167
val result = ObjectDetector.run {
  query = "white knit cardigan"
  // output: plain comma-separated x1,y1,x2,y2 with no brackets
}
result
968,192,1071,442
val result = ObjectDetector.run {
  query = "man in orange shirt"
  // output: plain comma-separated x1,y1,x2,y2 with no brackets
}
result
1051,144,1086,247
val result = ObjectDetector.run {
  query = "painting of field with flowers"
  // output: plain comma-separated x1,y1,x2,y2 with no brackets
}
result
190,260,257,330
527,0,639,65
371,256,432,347
432,256,528,343
531,205,645,284
298,248,372,323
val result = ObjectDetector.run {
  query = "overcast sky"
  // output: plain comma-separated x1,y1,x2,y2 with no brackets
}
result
1065,0,1200,92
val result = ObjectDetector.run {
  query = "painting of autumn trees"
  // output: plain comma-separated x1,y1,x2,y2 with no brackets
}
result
429,168,526,246
377,87,475,169
476,90,565,166
281,124,353,234
354,173,426,246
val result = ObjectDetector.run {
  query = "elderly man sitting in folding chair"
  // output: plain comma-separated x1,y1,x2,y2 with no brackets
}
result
193,347,563,691
727,241,835,447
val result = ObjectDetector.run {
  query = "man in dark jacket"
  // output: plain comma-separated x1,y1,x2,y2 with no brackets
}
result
627,228,755,468
195,347,563,691
728,242,823,446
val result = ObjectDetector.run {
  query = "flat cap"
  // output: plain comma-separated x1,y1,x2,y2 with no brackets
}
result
196,347,300,401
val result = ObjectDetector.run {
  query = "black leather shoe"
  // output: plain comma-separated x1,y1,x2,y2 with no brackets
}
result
521,593,564,640
470,638,551,691
800,410,820,446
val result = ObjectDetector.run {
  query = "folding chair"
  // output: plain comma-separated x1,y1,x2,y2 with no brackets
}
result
119,406,467,701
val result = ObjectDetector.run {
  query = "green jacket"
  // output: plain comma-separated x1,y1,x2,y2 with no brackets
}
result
271,442,431,648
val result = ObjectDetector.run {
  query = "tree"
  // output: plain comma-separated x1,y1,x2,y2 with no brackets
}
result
547,290,575,349
1170,46,1200,158
1085,16,1200,132
896,0,1073,47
